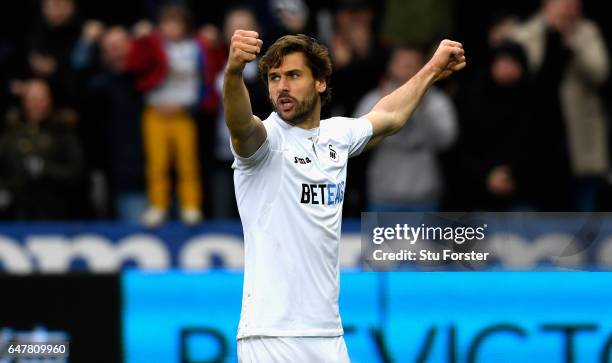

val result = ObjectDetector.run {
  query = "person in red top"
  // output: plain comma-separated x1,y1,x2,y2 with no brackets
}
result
124,5,224,227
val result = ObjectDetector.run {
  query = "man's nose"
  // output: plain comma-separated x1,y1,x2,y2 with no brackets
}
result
278,76,289,92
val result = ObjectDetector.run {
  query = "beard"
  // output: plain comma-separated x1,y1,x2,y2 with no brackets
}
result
271,87,319,124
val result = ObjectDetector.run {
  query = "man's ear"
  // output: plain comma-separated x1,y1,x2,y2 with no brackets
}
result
315,79,326,93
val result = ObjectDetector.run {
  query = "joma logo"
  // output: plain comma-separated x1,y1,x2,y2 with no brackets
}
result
294,156,312,164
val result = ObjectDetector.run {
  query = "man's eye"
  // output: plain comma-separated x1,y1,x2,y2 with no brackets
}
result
270,75,280,81
290,73,299,79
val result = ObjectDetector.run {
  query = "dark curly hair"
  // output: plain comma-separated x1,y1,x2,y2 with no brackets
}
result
259,34,333,106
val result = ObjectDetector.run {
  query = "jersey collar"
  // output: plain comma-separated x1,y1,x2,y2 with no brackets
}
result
272,112,320,140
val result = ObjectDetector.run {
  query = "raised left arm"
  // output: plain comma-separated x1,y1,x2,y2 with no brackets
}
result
364,40,466,148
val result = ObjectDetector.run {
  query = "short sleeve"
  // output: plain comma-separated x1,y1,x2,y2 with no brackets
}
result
347,117,373,157
231,117,277,171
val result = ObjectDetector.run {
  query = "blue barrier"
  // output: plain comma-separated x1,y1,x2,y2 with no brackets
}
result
122,271,612,363
2,215,612,272
0,221,359,272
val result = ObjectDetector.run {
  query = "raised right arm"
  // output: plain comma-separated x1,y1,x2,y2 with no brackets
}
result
223,30,267,158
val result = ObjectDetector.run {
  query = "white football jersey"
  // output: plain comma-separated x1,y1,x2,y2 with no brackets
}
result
232,112,372,339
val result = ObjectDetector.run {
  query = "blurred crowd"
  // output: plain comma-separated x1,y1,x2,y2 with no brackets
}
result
0,0,610,225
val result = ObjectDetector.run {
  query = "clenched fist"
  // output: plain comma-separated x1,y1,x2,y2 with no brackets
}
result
226,30,263,75
426,39,467,82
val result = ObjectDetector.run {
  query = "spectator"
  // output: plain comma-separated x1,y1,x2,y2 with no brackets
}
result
266,0,310,37
330,1,388,118
74,25,147,222
354,46,457,211
125,5,216,227
488,14,520,48
454,41,536,211
69,20,112,218
0,79,83,220
512,0,610,211
243,0,312,45
330,1,390,216
26,0,82,106
71,19,105,72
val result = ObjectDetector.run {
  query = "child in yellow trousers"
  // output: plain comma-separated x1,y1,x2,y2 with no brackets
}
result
125,5,218,227
141,106,202,226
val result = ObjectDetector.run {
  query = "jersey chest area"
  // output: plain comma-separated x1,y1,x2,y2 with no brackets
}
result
279,134,348,207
